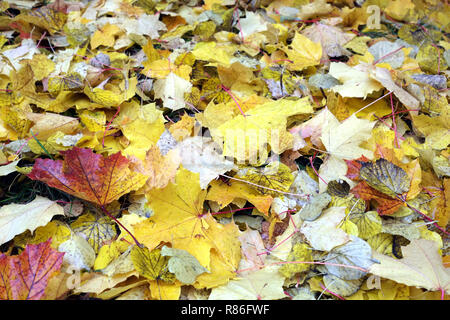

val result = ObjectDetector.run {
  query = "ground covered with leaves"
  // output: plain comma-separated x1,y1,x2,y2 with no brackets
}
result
0,0,449,300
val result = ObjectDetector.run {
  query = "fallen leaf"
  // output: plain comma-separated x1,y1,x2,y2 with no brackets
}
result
359,158,410,197
325,235,373,280
71,212,116,253
27,147,148,207
279,243,313,278
281,32,322,71
320,114,376,160
298,192,331,221
58,234,96,271
130,246,176,283
236,161,294,197
153,72,193,111
369,239,450,294
161,246,209,285
0,239,64,300
216,97,313,162
300,206,350,251
133,168,241,287
176,136,234,189
0,160,20,176
302,23,354,59
351,181,404,215
206,179,273,214
328,62,383,98
0,196,64,246
208,266,286,300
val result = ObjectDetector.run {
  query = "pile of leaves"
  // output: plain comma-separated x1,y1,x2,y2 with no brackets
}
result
0,0,449,300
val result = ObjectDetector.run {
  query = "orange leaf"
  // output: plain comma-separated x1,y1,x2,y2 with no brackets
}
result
351,181,404,215
27,147,148,207
130,146,181,191
345,155,371,180
0,239,64,300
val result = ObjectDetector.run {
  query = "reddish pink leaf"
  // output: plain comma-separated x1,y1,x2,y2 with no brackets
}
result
345,155,371,180
0,239,64,300
27,147,148,206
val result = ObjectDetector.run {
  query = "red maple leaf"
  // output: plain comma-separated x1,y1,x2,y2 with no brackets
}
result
0,239,64,300
27,147,148,245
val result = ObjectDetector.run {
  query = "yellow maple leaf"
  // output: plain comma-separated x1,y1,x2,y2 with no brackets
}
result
114,101,165,160
24,54,55,81
84,77,137,107
236,161,294,197
281,33,322,71
79,110,106,132
91,24,122,49
216,97,313,162
130,146,181,191
206,179,273,214
142,59,192,80
133,167,241,287
168,113,195,141
191,42,234,66
329,62,383,98
94,241,130,270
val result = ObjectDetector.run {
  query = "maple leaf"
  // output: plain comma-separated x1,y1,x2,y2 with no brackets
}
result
0,196,64,246
236,161,294,197
133,167,241,288
206,179,273,214
160,246,209,285
320,113,376,161
176,136,235,189
328,63,383,98
302,23,355,59
216,97,313,162
281,32,322,71
130,145,180,191
0,239,64,300
208,266,286,300
27,147,148,244
58,234,96,271
90,23,121,49
153,72,193,111
131,246,176,283
300,207,350,251
71,213,117,253
370,239,450,294
28,147,147,206
1,0,448,302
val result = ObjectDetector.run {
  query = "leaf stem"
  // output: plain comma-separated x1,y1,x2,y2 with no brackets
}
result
30,129,53,160
100,205,143,247
320,283,345,300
